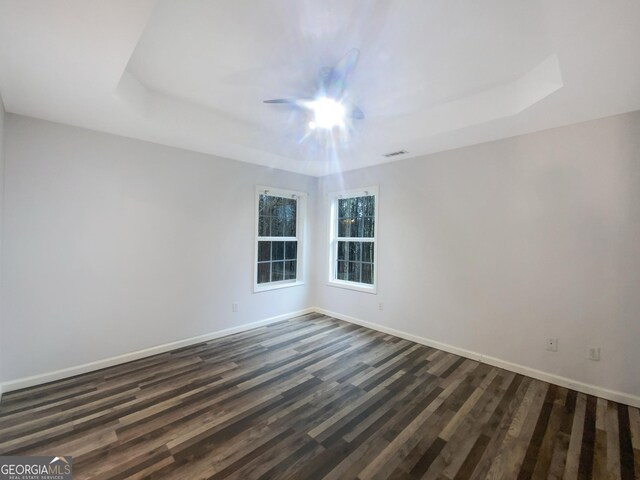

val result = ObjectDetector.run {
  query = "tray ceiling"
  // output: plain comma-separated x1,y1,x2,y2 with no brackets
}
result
1,0,639,175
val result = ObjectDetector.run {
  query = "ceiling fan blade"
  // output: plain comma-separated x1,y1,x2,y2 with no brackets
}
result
326,48,360,98
317,67,332,92
264,98,313,108
264,98,299,104
349,104,365,120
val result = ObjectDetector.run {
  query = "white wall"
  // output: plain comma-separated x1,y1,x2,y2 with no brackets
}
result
1,114,316,383
315,111,640,400
2,109,639,403
0,95,5,397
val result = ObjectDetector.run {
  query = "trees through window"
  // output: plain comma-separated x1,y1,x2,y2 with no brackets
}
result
255,188,305,291
330,188,378,292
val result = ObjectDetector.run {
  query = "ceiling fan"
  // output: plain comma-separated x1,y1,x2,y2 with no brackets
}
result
264,48,365,131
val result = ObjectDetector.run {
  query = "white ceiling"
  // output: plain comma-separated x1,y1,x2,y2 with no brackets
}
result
1,0,639,176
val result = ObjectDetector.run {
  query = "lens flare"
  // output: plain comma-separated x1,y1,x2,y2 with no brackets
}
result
309,97,346,129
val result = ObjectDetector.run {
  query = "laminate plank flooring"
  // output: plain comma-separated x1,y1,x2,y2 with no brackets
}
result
0,313,637,479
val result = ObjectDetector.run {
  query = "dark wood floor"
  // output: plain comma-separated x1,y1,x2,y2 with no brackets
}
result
0,313,638,479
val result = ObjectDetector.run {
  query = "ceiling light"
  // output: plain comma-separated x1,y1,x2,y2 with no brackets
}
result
309,97,345,129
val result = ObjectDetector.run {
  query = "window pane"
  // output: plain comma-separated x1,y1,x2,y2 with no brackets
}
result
363,217,375,237
257,262,271,284
348,261,361,282
337,196,375,239
356,197,365,217
259,194,268,215
347,198,358,218
362,263,373,284
353,218,364,237
362,242,374,263
337,241,346,261
338,218,350,238
285,241,297,260
270,215,284,237
285,260,296,280
349,242,362,262
283,198,297,221
338,198,348,218
337,260,348,280
363,196,374,216
258,241,271,262
284,219,296,237
259,216,270,236
272,241,285,260
272,261,285,281
263,195,274,217
270,196,282,216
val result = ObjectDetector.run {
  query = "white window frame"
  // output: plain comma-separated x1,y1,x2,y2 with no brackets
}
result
254,186,306,293
328,186,379,294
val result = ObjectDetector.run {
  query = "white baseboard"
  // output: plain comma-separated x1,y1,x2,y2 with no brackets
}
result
3,306,638,409
314,308,640,409
0,308,314,394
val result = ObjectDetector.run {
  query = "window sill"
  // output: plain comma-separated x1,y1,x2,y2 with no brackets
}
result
254,280,305,293
327,280,377,294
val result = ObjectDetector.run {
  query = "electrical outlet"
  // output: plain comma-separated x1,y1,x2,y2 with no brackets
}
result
588,347,600,361
378,302,384,311
232,303,238,313
546,338,558,352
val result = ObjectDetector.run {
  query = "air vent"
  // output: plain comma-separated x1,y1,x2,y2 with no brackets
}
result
383,150,408,158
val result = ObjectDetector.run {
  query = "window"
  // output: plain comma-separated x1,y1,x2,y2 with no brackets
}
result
329,187,378,293
255,187,305,292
